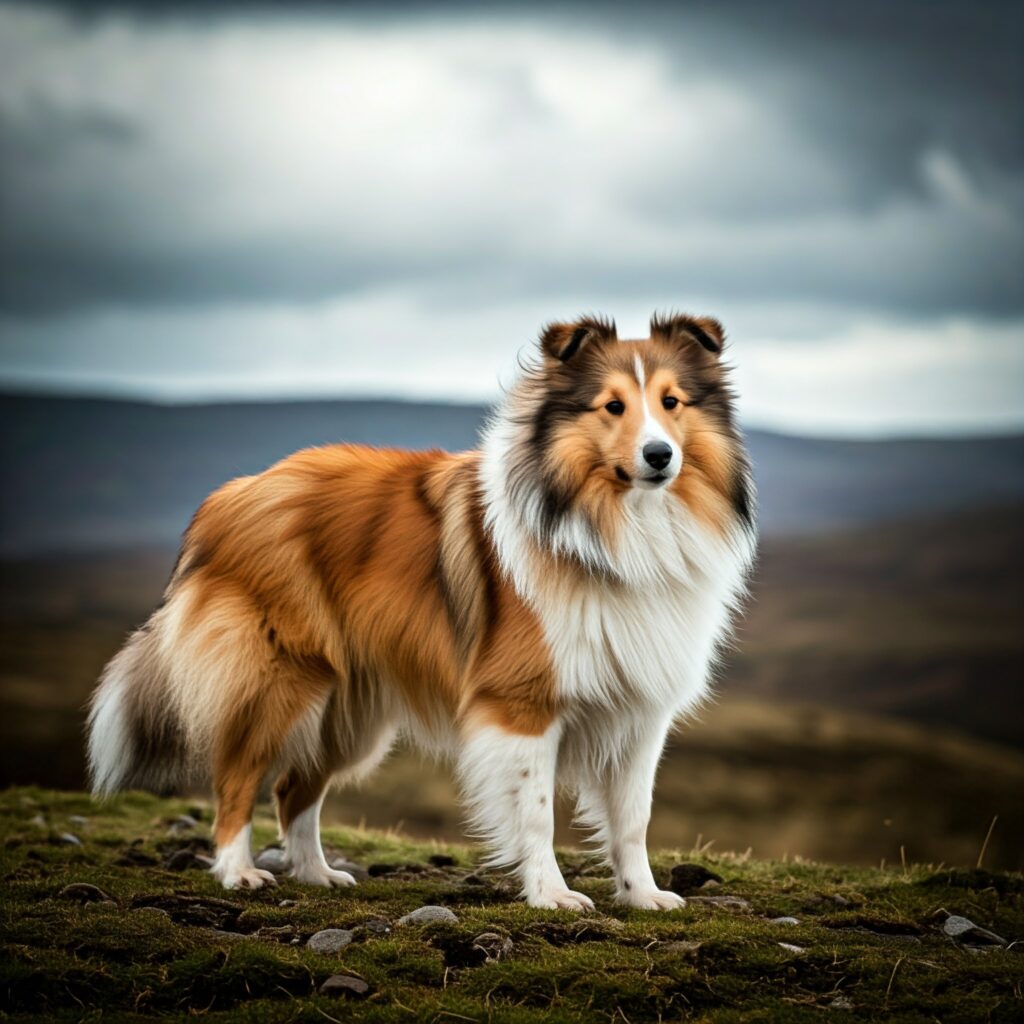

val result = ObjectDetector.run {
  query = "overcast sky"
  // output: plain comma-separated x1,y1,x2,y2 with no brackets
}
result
1,0,1022,436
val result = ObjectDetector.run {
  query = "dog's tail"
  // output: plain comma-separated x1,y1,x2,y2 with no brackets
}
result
86,615,189,796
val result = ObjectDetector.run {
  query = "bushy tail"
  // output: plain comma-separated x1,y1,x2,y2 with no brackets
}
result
87,621,189,796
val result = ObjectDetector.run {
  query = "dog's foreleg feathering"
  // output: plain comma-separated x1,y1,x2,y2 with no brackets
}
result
575,714,685,910
457,721,594,911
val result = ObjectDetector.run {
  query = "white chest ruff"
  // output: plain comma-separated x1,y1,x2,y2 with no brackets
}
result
538,575,732,715
484,474,752,718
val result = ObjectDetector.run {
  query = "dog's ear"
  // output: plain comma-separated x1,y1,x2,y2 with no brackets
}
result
650,313,725,356
540,316,617,364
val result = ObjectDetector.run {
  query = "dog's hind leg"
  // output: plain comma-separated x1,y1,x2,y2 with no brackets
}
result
274,768,356,887
274,698,398,887
210,670,331,890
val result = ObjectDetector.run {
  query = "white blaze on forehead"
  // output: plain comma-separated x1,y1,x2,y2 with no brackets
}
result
634,354,674,447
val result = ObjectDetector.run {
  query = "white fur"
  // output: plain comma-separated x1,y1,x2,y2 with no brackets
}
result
477,365,755,909
633,354,682,484
284,794,356,887
86,659,131,795
457,722,594,910
210,824,276,890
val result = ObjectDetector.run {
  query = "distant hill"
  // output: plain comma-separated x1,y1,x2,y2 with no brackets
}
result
2,392,1023,554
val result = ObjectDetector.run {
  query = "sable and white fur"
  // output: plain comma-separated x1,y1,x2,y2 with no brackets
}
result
87,313,756,909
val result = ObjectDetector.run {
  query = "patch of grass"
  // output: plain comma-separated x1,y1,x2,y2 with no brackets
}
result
1,787,1022,1022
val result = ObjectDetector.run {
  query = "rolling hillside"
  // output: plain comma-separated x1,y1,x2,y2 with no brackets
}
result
3,392,1023,553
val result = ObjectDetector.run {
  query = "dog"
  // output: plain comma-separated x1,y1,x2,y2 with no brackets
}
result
87,313,756,909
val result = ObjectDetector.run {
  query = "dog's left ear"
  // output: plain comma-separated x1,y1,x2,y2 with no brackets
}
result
650,313,725,356
540,316,617,364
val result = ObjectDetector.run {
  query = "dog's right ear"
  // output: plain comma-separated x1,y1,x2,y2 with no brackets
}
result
540,316,617,364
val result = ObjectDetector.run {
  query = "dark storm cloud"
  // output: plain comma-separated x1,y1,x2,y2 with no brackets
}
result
1,0,1021,319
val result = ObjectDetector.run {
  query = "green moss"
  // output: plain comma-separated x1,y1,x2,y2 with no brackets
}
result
1,787,1022,1022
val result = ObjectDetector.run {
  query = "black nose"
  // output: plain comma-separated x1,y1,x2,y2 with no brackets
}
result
642,441,673,471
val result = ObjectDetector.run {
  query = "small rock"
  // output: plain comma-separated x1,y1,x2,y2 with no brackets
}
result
29,814,46,827
164,849,214,871
59,882,112,904
661,940,703,957
319,974,370,998
687,895,752,913
828,995,853,1010
700,878,722,890
115,848,159,867
359,918,391,937
942,915,1006,946
669,863,724,896
778,942,805,953
472,931,513,962
428,853,457,867
307,928,355,954
58,833,81,846
68,815,89,828
254,848,289,873
771,916,800,925
135,906,170,919
279,899,298,908
330,858,369,881
397,905,459,926
167,814,199,835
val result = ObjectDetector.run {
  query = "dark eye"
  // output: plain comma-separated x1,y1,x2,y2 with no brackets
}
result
605,400,625,416
662,396,679,410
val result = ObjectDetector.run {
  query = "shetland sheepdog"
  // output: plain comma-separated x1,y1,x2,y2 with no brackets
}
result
87,313,756,910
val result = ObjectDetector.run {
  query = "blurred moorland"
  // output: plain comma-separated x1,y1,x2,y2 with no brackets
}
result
2,396,1022,872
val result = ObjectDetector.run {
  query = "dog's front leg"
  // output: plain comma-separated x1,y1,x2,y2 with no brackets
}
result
458,720,593,910
578,716,684,911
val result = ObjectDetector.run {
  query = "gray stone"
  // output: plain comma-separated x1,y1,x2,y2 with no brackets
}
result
770,916,800,925
254,847,289,873
307,928,355,954
943,915,1006,946
669,863,724,896
330,858,369,881
472,932,513,962
69,815,89,827
135,906,171,919
279,899,298,908
59,882,112,904
687,895,752,913
778,942,805,953
828,995,853,1010
58,832,82,846
319,974,370,998
660,940,702,957
164,849,213,871
397,905,459,926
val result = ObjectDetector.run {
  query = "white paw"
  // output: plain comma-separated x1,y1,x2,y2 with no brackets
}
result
529,888,595,912
617,887,686,911
289,866,358,888
218,867,278,890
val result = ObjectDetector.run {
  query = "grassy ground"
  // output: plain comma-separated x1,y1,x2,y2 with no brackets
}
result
2,789,1021,1023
